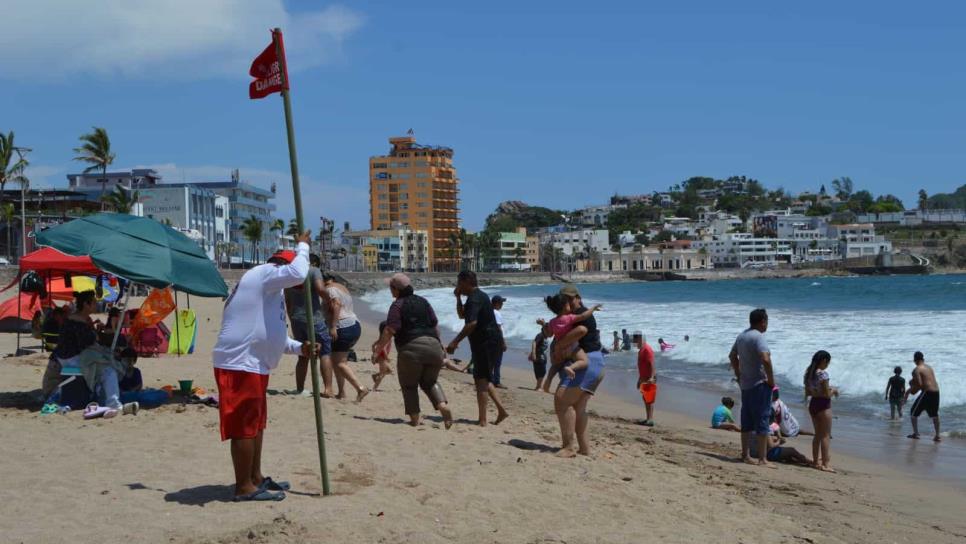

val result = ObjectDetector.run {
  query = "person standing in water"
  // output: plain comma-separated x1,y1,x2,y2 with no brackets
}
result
885,366,906,421
906,352,941,442
621,329,631,351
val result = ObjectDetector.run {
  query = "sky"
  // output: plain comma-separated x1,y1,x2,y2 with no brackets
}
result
2,1,965,231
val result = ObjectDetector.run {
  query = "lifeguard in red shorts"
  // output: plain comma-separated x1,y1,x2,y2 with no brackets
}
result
212,230,315,502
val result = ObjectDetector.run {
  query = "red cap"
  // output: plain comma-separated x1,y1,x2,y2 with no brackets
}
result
269,250,297,264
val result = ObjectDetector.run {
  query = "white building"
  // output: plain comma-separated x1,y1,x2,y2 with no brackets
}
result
828,224,893,258
138,184,221,260
599,244,712,272
578,204,626,227
537,228,610,256
693,233,793,268
342,228,429,272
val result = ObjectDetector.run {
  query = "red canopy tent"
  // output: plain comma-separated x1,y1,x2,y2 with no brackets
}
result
1,248,103,352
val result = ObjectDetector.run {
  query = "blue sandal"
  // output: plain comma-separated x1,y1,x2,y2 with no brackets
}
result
258,477,290,491
233,489,285,502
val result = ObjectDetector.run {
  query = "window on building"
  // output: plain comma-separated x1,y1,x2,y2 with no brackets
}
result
400,203,408,210
399,183,408,190
372,162,387,169
417,202,428,208
415,172,429,178
376,183,387,191
401,213,409,220
378,194,387,200
396,173,410,180
416,181,429,188
399,193,409,200
378,213,388,220
378,203,388,210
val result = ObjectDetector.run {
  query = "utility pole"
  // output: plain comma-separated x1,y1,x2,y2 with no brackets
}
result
13,146,32,259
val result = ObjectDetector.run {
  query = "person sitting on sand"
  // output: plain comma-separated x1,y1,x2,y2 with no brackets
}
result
804,350,838,472
885,366,906,421
711,397,741,432
538,295,602,389
749,434,810,466
905,352,941,442
772,387,805,439
373,273,454,428
212,232,318,501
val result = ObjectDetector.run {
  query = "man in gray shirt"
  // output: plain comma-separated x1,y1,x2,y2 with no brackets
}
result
284,254,334,396
729,308,775,467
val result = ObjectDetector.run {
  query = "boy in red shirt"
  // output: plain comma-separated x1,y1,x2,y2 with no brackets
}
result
634,332,656,427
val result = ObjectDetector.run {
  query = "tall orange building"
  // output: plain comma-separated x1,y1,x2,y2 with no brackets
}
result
369,134,461,271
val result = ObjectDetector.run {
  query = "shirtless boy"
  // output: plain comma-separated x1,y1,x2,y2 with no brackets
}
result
905,351,941,442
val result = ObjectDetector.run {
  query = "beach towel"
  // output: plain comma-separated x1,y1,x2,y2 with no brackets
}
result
131,288,176,345
168,309,198,355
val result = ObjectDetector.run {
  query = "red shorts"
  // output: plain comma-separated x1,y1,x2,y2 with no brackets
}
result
214,368,269,441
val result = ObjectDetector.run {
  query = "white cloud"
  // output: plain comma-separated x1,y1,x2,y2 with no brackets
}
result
135,163,369,229
0,1,364,80
21,165,64,188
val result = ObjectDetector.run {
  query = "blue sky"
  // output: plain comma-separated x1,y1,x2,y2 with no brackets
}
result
2,1,965,231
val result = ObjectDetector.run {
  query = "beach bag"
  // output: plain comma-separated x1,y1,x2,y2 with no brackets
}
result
20,271,46,298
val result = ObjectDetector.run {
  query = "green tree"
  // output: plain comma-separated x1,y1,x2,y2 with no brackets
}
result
831,177,854,200
101,185,139,213
458,228,477,271
918,189,929,211
286,218,300,236
512,245,526,269
242,215,264,263
0,131,29,202
73,127,115,209
1,202,15,261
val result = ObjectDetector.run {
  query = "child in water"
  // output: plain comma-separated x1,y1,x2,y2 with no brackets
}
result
538,294,602,390
885,366,906,420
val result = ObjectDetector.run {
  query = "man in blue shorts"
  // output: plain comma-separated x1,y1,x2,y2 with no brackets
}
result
729,308,776,468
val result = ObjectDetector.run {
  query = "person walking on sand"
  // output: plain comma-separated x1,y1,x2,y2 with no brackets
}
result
322,272,369,402
633,332,656,427
213,230,317,501
490,295,508,389
546,284,606,457
372,273,453,428
906,352,941,442
729,308,775,468
446,270,509,427
283,254,334,397
804,350,837,472
885,366,906,421
528,326,549,390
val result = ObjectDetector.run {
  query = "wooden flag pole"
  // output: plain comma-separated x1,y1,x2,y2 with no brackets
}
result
272,27,331,496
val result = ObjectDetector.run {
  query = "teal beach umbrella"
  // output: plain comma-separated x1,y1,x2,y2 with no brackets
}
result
35,214,228,298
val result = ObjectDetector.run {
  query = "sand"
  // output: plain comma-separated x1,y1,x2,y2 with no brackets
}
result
1,293,965,544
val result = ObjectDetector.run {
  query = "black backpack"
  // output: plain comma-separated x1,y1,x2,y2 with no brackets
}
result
20,271,46,298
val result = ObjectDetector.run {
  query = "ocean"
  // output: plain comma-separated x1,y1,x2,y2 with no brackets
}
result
362,274,966,477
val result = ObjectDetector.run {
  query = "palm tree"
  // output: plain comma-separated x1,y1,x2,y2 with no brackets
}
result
73,127,115,210
447,232,460,271
458,228,476,271
0,131,29,203
918,189,929,212
101,185,139,213
286,218,300,237
242,215,264,264
1,202,15,261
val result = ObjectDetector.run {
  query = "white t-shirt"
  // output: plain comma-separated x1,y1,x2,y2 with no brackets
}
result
773,399,801,437
494,309,503,332
326,285,358,329
213,242,309,375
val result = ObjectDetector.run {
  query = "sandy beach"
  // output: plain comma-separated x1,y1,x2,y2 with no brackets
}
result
2,292,965,544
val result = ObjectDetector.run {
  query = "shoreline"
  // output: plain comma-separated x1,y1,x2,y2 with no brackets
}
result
357,292,966,486
0,292,963,542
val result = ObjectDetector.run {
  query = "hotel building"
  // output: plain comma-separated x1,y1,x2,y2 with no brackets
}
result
369,134,460,271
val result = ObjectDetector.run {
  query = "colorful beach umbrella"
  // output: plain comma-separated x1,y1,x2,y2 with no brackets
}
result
35,213,228,298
